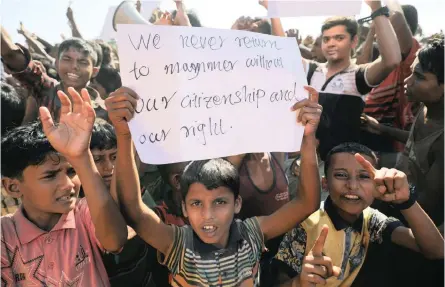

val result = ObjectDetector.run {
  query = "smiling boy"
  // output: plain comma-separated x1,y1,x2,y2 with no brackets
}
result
104,85,323,286
272,143,444,287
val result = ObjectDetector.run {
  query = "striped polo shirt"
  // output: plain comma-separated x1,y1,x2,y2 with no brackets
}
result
159,217,264,287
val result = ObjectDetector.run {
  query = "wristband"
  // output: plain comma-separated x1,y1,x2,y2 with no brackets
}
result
358,6,390,25
391,184,418,210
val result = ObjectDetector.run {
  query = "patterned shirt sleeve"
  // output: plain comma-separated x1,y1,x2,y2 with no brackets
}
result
158,225,187,274
242,217,265,260
368,208,404,244
273,224,307,278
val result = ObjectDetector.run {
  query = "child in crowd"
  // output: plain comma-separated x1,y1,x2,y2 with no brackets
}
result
272,142,444,287
1,88,127,286
104,85,323,286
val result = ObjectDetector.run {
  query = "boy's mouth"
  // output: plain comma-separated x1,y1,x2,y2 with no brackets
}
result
57,193,76,203
341,194,361,202
66,73,80,80
202,225,217,234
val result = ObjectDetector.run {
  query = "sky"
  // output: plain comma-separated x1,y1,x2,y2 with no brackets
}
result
1,0,444,45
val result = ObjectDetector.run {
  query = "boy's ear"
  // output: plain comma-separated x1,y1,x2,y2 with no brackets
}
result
351,35,359,49
172,174,181,191
234,195,242,214
321,176,328,192
181,201,188,218
2,178,23,199
92,66,99,78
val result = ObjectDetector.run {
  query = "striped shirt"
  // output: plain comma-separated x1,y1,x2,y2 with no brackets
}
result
159,217,264,287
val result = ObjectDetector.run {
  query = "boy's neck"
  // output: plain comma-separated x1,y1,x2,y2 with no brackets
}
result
424,97,444,123
22,203,62,232
327,57,352,76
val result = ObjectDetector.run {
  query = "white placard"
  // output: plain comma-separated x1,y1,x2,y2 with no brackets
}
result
268,0,362,17
116,24,307,164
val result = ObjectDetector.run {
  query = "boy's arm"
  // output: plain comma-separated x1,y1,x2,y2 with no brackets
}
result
106,87,174,255
260,0,286,37
67,7,83,39
258,87,321,240
387,0,413,58
361,114,410,143
1,27,28,71
40,87,128,252
356,154,444,260
362,0,402,86
356,24,375,65
391,202,444,259
18,24,54,62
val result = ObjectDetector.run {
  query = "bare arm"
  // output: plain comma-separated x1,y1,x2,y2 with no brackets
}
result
107,87,174,255
378,124,410,143
225,154,247,169
34,35,54,52
1,27,28,71
387,0,413,57
356,25,375,65
391,202,444,259
364,0,402,86
67,7,83,39
260,0,286,37
18,26,54,62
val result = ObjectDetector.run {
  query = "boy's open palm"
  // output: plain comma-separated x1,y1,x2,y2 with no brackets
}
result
39,87,95,159
298,225,341,287
355,153,410,204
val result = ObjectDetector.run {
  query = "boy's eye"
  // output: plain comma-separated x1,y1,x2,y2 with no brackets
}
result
67,168,77,178
335,35,344,41
93,157,102,163
359,173,371,180
334,172,348,179
43,173,57,180
190,201,201,207
215,199,227,205
111,154,117,161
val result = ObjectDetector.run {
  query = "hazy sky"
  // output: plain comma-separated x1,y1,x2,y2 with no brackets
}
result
1,0,444,45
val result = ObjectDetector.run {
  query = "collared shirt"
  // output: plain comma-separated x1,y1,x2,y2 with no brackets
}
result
159,217,264,287
273,196,403,287
1,198,110,286
305,61,375,159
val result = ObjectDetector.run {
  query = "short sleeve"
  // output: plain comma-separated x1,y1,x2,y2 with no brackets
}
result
272,224,307,278
356,64,377,95
158,225,188,274
241,217,265,260
368,208,404,244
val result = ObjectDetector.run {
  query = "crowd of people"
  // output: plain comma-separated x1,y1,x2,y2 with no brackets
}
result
1,0,444,286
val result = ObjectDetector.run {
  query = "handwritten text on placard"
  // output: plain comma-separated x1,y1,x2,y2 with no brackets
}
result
116,25,307,164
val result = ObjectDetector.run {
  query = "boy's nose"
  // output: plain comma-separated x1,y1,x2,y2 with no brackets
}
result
201,206,214,220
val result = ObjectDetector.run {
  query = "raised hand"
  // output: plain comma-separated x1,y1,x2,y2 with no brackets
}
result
173,0,191,27
154,11,173,26
286,29,302,45
291,86,322,137
39,87,95,159
360,113,381,135
259,0,269,9
365,0,382,11
355,153,410,204
298,225,341,287
17,22,25,35
66,7,74,21
105,87,139,137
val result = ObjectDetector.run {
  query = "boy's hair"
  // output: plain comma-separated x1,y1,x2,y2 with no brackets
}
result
94,66,122,95
57,38,98,66
171,10,202,27
322,17,358,39
402,5,418,35
90,119,117,151
253,18,272,35
94,40,113,67
157,162,190,185
180,158,240,199
1,81,26,136
418,33,444,84
324,142,378,176
88,40,103,68
1,121,57,179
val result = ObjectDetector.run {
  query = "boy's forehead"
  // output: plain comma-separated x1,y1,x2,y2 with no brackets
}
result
186,183,234,200
91,147,118,156
59,47,89,59
330,153,375,169
323,25,348,37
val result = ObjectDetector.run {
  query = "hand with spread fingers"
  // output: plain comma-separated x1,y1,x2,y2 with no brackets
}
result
105,87,139,137
297,225,341,287
39,87,95,159
355,153,410,204
173,0,192,27
154,11,173,26
291,86,323,137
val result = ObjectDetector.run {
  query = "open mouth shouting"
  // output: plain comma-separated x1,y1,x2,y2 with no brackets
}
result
341,193,361,203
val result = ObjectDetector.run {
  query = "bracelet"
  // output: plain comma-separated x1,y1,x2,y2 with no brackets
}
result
358,6,390,25
391,184,418,210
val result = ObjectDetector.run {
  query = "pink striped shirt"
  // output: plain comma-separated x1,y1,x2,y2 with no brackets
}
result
1,198,110,286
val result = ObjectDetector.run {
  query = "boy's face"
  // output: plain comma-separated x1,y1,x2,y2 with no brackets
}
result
3,155,81,217
56,48,98,91
322,25,357,63
405,57,444,103
182,183,241,249
326,152,376,218
91,148,117,188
